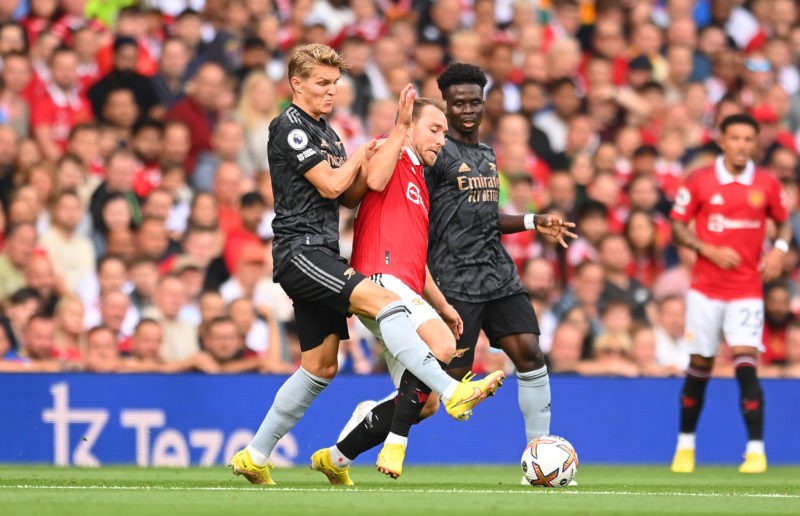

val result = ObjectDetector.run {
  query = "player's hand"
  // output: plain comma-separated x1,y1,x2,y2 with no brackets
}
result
533,214,578,248
439,303,463,340
702,245,741,269
759,247,785,282
363,138,380,162
396,83,416,128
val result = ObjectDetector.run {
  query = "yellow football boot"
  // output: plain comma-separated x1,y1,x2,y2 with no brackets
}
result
376,443,406,479
311,448,355,485
444,370,505,421
670,448,695,473
229,448,275,485
738,452,767,473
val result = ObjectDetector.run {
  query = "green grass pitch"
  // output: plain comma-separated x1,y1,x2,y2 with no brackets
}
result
1,465,799,515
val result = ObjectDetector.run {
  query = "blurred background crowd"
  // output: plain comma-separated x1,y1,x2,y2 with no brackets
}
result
0,0,799,378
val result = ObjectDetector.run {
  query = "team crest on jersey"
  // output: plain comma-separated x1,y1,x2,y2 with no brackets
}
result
458,162,471,173
747,190,765,208
288,129,309,150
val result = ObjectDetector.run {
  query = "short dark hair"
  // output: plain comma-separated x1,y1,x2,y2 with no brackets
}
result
7,287,42,307
436,62,487,95
241,191,266,207
720,113,760,135
576,199,608,220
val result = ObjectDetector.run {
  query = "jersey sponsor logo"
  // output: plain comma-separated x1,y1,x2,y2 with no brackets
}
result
707,214,762,233
710,193,724,205
673,187,691,215
287,129,309,150
406,181,427,212
296,148,316,161
747,190,765,208
458,162,471,173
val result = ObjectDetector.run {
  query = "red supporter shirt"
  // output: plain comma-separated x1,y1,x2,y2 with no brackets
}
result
351,148,429,295
30,84,93,151
670,157,788,300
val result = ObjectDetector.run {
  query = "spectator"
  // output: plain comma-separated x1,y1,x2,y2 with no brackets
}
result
228,297,292,373
580,331,639,378
0,51,32,138
193,118,248,192
0,313,59,371
0,222,37,300
150,37,190,109
88,35,160,123
30,46,92,162
53,295,86,364
83,325,121,373
89,148,142,230
762,280,796,367
23,253,60,316
0,287,42,354
597,233,653,324
235,71,279,175
165,61,227,173
94,289,137,349
213,161,245,236
127,256,159,313
198,315,261,373
39,190,96,292
521,257,559,355
631,324,684,377
566,200,608,270
136,216,178,271
653,295,690,371
547,322,584,374
624,208,665,288
142,273,199,362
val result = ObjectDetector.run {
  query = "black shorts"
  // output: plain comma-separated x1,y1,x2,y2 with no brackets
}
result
448,293,540,369
276,249,367,351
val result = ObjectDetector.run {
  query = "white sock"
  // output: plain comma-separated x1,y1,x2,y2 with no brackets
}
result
517,366,551,443
677,433,696,451
440,382,456,403
246,445,270,466
329,445,352,468
745,440,764,454
385,432,408,447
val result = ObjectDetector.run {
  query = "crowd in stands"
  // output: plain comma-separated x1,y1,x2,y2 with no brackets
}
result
1,0,800,379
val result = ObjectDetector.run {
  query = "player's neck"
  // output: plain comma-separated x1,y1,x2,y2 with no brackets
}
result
448,128,479,145
292,97,323,121
722,156,748,176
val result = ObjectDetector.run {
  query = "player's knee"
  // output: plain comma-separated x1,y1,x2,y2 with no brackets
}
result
419,393,440,419
429,337,456,364
302,361,338,380
504,334,545,371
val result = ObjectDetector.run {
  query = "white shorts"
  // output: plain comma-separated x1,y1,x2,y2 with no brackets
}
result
358,274,441,388
684,289,765,357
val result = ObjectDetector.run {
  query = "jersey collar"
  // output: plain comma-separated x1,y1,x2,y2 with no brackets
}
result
404,146,421,165
715,155,755,186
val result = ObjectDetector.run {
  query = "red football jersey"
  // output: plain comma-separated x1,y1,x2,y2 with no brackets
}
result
30,84,93,152
670,157,788,300
351,148,429,295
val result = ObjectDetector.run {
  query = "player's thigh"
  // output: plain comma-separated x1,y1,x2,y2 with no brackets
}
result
348,277,402,319
446,299,488,370
685,289,725,358
281,249,367,316
722,297,764,351
356,274,441,337
483,293,541,347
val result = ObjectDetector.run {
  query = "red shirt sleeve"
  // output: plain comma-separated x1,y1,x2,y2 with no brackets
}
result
670,173,700,223
29,92,54,129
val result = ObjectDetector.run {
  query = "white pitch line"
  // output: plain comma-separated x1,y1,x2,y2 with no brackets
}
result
2,485,799,499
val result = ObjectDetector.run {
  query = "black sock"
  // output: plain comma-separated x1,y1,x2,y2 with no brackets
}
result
734,357,764,441
390,369,432,437
336,399,395,460
679,365,711,434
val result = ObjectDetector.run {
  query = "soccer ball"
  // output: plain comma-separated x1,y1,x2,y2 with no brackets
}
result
520,435,579,487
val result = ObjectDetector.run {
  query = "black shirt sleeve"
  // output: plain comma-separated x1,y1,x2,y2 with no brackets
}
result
270,121,327,177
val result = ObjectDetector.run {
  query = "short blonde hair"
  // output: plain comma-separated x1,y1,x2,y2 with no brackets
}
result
287,43,347,81
412,97,446,121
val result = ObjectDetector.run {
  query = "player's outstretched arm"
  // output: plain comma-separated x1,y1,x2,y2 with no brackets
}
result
498,213,577,248
364,83,416,192
304,143,368,200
